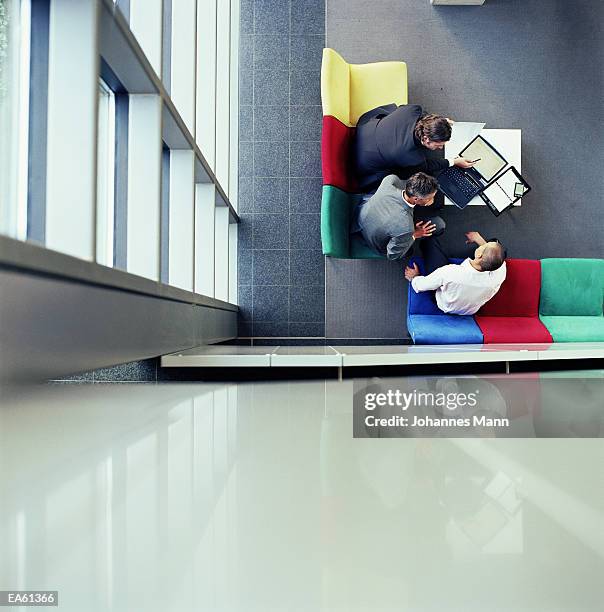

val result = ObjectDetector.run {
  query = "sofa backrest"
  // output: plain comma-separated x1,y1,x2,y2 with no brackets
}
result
321,48,350,127
478,259,541,317
540,258,604,316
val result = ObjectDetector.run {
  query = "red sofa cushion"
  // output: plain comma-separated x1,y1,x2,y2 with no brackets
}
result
478,259,542,317
476,316,553,344
321,115,357,192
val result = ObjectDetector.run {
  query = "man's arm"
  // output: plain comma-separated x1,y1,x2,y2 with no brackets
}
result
404,264,449,292
387,232,415,261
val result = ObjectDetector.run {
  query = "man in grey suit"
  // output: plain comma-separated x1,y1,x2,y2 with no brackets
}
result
351,172,445,261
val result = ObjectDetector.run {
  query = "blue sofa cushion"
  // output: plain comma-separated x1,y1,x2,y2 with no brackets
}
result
406,257,481,344
407,314,484,345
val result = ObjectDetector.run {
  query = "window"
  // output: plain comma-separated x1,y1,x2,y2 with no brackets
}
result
96,78,116,267
0,0,30,240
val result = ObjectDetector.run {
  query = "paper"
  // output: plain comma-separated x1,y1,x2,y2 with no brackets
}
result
447,121,486,156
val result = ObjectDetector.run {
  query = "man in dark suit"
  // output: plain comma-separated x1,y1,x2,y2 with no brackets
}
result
354,104,476,191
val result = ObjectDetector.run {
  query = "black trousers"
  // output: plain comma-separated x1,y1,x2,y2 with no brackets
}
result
419,235,476,275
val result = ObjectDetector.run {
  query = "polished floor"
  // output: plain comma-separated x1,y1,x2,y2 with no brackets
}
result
1,374,603,611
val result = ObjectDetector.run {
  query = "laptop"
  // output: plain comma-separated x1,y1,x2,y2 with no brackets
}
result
438,135,508,208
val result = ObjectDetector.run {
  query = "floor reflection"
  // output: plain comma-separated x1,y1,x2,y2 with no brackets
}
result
0,374,603,611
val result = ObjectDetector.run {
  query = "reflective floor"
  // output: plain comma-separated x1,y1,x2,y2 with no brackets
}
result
1,373,603,611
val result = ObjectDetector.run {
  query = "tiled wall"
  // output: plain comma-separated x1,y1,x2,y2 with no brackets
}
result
238,0,326,338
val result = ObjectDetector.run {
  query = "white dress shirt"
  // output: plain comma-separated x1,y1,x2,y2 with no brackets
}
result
411,258,507,315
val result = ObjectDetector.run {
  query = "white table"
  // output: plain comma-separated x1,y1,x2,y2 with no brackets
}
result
444,122,522,206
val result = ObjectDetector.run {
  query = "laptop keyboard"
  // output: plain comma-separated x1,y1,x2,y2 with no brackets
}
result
446,167,479,197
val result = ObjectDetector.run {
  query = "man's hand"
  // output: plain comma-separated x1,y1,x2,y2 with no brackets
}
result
465,231,486,245
413,220,436,239
404,263,420,281
453,157,477,169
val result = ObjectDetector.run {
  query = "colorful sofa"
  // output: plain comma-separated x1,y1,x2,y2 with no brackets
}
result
407,257,603,344
539,258,604,341
320,48,407,258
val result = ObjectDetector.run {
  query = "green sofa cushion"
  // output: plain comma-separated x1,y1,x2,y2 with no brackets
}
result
540,258,604,316
321,185,355,258
539,315,604,342
320,185,384,259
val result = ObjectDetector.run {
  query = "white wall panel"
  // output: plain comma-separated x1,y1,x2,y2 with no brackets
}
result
171,0,197,134
45,0,98,260
228,0,239,207
169,150,195,291
127,95,162,281
215,0,230,188
214,206,229,302
129,0,163,77
195,183,215,296
196,0,217,168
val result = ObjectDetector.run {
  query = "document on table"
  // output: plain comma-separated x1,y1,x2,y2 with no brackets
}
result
482,167,526,212
448,121,486,156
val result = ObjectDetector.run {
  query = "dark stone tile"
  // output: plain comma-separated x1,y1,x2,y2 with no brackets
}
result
254,141,289,176
94,359,157,382
253,213,289,248
238,248,253,285
290,35,325,71
238,214,253,249
240,35,254,72
290,213,321,250
289,321,325,337
290,286,325,322
290,105,322,141
240,0,254,35
254,35,289,71
254,249,290,285
290,141,321,177
291,0,325,35
253,321,290,337
240,68,253,105
254,177,289,213
238,285,253,321
238,320,253,337
290,249,324,286
290,177,322,213
290,70,321,105
240,104,253,142
255,0,289,34
254,105,289,142
239,141,254,177
238,176,253,213
254,70,289,106
253,286,289,321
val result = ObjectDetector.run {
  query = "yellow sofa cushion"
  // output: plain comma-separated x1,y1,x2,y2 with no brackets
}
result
320,48,408,127
349,61,408,126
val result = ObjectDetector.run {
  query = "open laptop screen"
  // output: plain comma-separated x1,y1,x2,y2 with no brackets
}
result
460,136,507,182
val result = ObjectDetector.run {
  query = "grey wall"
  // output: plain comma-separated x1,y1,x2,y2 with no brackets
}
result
0,268,236,384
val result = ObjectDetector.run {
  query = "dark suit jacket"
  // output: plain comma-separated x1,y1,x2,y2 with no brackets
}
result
354,104,449,191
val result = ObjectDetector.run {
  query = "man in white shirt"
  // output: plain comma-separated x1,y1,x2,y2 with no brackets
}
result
404,231,507,316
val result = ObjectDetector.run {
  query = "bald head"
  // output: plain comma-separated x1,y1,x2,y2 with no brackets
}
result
479,242,506,271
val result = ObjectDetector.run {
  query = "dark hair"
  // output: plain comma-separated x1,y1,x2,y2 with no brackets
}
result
414,114,452,144
405,172,438,198
481,242,506,271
